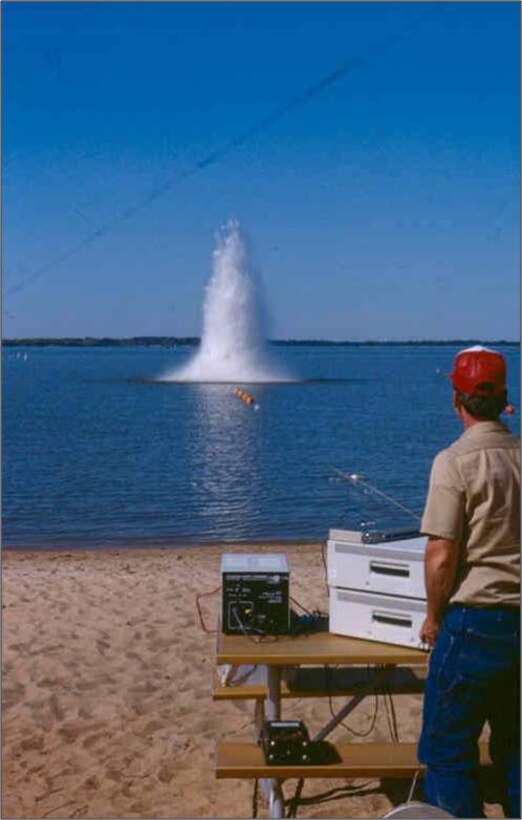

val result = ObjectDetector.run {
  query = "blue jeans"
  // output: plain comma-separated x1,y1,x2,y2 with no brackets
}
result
418,605,520,818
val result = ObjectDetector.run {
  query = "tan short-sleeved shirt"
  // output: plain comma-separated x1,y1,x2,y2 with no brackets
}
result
421,421,520,607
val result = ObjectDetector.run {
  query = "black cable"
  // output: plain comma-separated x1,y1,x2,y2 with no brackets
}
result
232,607,266,642
288,665,381,816
286,777,304,818
387,690,400,743
231,607,280,644
289,595,314,616
380,671,400,743
327,665,380,738
287,664,332,818
331,693,380,738
230,605,324,643
383,690,395,742
285,781,379,808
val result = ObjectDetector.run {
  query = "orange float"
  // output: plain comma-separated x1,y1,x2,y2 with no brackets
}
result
233,388,256,406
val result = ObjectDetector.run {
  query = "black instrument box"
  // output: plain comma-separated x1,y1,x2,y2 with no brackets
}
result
260,721,310,765
221,553,290,635
260,720,341,766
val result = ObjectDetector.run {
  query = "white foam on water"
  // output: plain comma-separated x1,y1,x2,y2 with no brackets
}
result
162,220,294,383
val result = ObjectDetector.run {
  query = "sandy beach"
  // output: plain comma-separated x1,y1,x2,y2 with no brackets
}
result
2,544,503,819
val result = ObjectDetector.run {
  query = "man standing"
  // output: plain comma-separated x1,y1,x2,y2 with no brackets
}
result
418,345,520,818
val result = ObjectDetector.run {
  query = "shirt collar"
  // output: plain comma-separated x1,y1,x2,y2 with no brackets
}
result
460,420,509,440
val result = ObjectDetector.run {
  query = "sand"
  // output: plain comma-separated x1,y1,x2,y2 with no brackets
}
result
2,544,503,819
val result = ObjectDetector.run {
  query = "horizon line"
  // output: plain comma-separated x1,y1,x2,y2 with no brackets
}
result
3,336,520,347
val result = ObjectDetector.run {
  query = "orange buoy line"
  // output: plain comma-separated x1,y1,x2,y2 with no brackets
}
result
233,387,256,406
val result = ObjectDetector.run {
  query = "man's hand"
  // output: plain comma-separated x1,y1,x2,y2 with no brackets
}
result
420,615,440,647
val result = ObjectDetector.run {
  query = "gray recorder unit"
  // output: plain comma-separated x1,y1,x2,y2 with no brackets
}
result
327,529,428,648
221,553,290,636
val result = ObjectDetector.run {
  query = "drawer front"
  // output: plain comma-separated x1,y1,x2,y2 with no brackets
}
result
327,541,426,600
329,587,427,649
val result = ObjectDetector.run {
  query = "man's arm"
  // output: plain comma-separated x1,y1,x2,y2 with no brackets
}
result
420,536,460,647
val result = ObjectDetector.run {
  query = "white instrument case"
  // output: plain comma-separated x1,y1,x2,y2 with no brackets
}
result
327,529,428,648
327,529,426,599
329,587,427,648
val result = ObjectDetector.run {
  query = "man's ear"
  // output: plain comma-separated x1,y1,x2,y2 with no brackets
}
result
452,390,462,417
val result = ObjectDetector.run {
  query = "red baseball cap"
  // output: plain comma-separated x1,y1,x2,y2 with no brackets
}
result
450,346,507,396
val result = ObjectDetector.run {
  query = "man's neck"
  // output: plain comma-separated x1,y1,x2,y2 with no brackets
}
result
460,409,495,430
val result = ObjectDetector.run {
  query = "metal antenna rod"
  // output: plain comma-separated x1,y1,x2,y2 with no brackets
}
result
330,465,422,522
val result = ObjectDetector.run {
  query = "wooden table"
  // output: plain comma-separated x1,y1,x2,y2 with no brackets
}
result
216,631,428,818
217,630,428,667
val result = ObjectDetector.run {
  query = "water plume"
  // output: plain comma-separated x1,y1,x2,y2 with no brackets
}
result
163,220,293,383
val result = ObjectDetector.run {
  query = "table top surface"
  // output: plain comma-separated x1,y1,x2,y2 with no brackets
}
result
216,630,428,666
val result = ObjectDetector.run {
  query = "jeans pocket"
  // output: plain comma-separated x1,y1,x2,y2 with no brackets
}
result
459,629,516,677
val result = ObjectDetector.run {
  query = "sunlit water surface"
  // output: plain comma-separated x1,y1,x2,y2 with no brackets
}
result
3,344,519,548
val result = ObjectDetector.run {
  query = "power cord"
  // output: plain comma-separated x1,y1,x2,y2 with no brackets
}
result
286,781,379,816
327,665,380,738
231,607,280,643
230,598,327,642
383,683,400,743
289,595,314,616
195,585,221,634
286,664,379,818
252,777,259,818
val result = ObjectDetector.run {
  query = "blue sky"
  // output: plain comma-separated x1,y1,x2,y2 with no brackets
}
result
3,1,520,340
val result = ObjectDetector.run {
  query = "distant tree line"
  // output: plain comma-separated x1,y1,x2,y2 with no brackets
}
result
3,337,519,348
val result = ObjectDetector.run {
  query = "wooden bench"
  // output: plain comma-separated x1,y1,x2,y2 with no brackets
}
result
216,740,492,780
213,665,426,701
215,633,433,816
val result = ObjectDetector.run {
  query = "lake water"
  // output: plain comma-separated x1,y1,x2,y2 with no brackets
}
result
3,343,520,549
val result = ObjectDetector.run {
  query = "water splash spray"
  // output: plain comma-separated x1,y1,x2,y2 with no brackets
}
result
164,221,293,383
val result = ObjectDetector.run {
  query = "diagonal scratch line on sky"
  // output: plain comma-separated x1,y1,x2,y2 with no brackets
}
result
6,10,432,300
